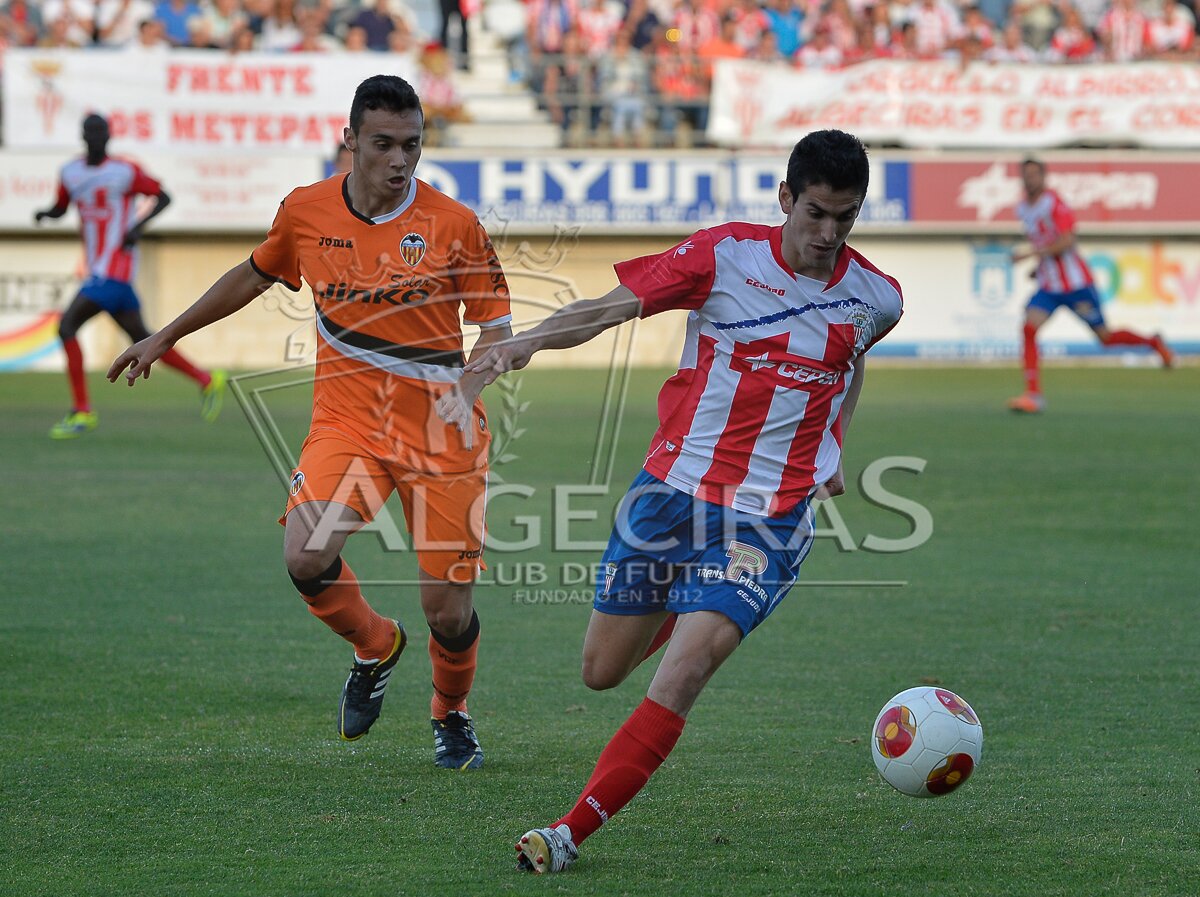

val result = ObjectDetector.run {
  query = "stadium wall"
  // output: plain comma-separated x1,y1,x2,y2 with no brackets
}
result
4,150,1199,371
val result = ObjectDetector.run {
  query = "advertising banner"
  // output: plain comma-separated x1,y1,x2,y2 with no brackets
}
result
850,237,1200,358
4,49,416,152
709,60,1200,150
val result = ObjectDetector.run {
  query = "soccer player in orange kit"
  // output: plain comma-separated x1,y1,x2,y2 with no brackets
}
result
109,76,513,768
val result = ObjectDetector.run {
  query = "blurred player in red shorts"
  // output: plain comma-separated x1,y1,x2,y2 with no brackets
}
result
1008,157,1173,414
34,114,225,438
109,76,512,767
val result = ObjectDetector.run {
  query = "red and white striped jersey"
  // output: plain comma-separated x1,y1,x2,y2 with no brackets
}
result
617,223,903,516
56,156,163,284
1016,189,1093,293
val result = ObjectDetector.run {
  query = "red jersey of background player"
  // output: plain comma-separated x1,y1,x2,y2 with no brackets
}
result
56,156,164,284
1015,189,1093,294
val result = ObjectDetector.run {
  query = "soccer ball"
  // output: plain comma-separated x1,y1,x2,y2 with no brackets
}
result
871,687,983,798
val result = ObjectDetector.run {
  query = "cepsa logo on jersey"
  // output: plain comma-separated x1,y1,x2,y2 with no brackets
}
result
745,277,786,297
317,274,433,306
736,351,842,386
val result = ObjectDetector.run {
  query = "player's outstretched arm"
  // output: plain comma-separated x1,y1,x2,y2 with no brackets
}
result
464,285,640,386
107,259,274,385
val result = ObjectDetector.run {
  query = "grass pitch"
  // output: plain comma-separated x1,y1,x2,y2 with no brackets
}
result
1,365,1198,897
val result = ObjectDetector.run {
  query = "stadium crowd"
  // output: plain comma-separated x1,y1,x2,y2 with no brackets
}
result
1,0,1196,145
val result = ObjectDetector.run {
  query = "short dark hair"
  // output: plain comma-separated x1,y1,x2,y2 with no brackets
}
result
1022,156,1045,173
349,75,422,134
785,129,869,200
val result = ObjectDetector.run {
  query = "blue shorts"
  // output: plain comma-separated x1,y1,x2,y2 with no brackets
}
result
593,469,817,637
1027,285,1105,329
80,276,140,314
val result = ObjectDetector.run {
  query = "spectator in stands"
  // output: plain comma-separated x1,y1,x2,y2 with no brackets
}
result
483,0,531,82
39,13,82,47
866,2,894,49
578,0,622,58
94,0,154,46
985,19,1037,59
887,20,921,57
819,0,859,53
293,5,339,49
913,0,963,57
797,21,845,65
528,0,576,94
698,15,746,79
1048,4,1096,60
1009,0,1057,50
730,0,769,51
439,0,471,70
387,19,416,52
190,0,248,50
130,15,170,51
154,0,201,45
42,0,94,45
624,0,661,50
752,27,787,60
602,30,651,145
228,20,256,50
1097,0,1147,61
259,0,301,50
961,6,997,50
420,42,469,143
0,0,43,47
352,0,398,50
975,0,1011,29
672,0,721,51
344,23,369,50
544,28,595,142
764,0,805,58
652,28,707,145
1147,0,1195,58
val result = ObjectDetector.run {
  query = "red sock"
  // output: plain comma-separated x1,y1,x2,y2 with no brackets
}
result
62,337,90,412
1102,329,1155,349
555,697,686,845
642,614,676,662
160,348,211,387
293,557,395,660
429,611,480,718
1022,323,1041,395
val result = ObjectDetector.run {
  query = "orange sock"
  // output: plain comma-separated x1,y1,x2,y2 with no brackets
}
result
290,557,394,661
429,611,480,718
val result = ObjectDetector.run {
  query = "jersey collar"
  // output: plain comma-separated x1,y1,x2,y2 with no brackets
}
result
340,174,418,225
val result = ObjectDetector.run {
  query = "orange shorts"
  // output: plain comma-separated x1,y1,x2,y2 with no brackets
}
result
281,428,487,584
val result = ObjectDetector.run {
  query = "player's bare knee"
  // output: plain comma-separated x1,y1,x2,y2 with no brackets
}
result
424,606,472,638
580,655,628,691
283,544,337,581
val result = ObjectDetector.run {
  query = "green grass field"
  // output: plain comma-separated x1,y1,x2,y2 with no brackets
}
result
2,365,1198,897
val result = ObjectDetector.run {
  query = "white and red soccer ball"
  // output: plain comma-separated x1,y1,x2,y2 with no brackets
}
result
871,687,983,798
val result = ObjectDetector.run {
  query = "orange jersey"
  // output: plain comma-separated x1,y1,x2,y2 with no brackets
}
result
251,174,511,472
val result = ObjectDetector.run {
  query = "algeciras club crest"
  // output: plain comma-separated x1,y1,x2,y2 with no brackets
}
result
399,233,426,266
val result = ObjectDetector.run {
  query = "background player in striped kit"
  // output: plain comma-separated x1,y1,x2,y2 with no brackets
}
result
34,114,225,439
445,129,903,873
1008,157,1173,414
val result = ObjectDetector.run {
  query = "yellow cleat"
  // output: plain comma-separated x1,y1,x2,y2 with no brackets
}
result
200,369,228,423
49,411,98,439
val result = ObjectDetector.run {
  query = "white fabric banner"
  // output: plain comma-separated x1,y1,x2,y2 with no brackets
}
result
4,49,416,152
708,59,1200,149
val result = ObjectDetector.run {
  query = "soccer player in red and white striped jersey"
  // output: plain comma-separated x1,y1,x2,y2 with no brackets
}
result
33,114,224,438
446,130,903,874
1008,158,1172,414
